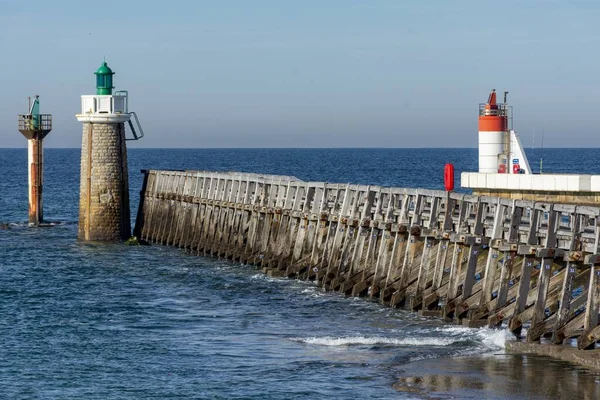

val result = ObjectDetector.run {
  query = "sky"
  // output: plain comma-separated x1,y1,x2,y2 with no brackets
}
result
1,0,599,148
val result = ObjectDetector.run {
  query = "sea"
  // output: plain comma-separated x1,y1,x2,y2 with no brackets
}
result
1,148,600,400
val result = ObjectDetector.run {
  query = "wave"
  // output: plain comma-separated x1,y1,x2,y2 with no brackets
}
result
250,273,282,283
292,326,511,351
291,336,460,347
0,220,74,228
431,325,511,350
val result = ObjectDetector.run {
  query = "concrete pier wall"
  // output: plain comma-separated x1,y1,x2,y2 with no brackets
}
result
462,172,600,205
472,189,600,205
78,122,130,241
134,169,600,352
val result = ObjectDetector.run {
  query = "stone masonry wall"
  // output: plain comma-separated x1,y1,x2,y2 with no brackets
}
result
78,122,130,241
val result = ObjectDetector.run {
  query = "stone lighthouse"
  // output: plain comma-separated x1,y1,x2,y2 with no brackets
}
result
76,61,132,241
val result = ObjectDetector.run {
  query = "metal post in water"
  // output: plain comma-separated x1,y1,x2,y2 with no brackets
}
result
18,96,52,225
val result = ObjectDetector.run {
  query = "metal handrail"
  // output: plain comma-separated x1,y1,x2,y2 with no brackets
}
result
114,90,129,113
126,111,144,141
18,114,52,132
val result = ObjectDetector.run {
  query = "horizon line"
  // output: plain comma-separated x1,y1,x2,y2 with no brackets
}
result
0,146,594,150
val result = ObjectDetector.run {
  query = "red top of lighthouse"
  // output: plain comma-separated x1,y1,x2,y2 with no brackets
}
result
479,89,507,132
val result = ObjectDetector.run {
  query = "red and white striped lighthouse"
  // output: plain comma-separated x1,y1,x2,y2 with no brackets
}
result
478,89,508,173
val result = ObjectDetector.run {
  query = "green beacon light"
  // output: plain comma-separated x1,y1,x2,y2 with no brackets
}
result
95,61,114,95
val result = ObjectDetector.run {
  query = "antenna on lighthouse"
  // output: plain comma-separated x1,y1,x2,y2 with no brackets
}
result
540,128,544,174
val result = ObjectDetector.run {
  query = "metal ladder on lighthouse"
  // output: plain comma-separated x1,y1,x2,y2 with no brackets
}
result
114,90,145,141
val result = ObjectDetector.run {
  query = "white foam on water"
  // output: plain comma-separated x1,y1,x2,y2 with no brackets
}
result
429,325,511,351
292,336,460,347
249,273,279,282
300,288,325,298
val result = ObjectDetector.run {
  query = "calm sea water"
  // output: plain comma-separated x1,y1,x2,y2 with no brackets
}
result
2,148,600,399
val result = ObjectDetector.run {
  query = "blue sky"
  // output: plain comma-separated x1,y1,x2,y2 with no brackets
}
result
1,0,599,148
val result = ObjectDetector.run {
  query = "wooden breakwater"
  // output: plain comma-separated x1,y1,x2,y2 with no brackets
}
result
134,169,600,350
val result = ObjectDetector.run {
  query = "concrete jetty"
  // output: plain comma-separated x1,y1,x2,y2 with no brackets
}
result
134,169,600,352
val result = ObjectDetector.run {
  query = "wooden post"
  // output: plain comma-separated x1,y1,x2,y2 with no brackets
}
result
578,261,600,349
475,201,506,317
453,199,485,318
527,206,558,342
551,212,583,344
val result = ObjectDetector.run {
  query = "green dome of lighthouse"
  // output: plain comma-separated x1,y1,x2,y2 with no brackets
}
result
95,61,115,95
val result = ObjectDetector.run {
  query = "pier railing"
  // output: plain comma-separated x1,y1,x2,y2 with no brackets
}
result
134,169,600,350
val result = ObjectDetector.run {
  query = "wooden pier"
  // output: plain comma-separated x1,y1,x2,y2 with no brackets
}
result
134,169,600,350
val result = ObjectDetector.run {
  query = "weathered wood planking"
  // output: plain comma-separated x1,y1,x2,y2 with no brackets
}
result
134,169,600,350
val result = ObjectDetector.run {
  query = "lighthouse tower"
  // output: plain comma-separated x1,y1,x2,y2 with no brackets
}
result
478,89,531,175
478,89,509,173
76,61,132,241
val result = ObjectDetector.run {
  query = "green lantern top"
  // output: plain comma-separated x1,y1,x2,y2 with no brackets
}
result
95,61,114,95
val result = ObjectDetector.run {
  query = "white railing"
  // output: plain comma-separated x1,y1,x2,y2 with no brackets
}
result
80,93,128,115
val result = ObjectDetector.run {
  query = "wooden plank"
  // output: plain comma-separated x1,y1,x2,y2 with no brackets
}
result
173,173,192,248
219,178,239,257
452,244,482,318
371,192,395,295
224,179,244,259
432,238,450,292
323,186,354,285
241,181,261,263
443,197,470,310
526,258,554,342
134,170,151,240
549,211,582,344
362,188,385,277
274,183,305,269
348,188,375,277
397,193,424,293
155,178,170,244
380,234,403,304
181,174,199,250
199,176,217,254
233,179,253,261
551,262,579,344
268,183,292,268
188,174,206,253
371,225,394,298
489,203,524,322
140,171,157,241
579,264,600,349
205,178,225,255
215,179,235,257
316,188,343,281
455,199,486,310
507,255,535,336
415,197,439,296
157,173,176,245
306,184,328,279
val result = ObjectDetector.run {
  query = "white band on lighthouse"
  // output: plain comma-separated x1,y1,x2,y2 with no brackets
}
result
478,131,504,173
